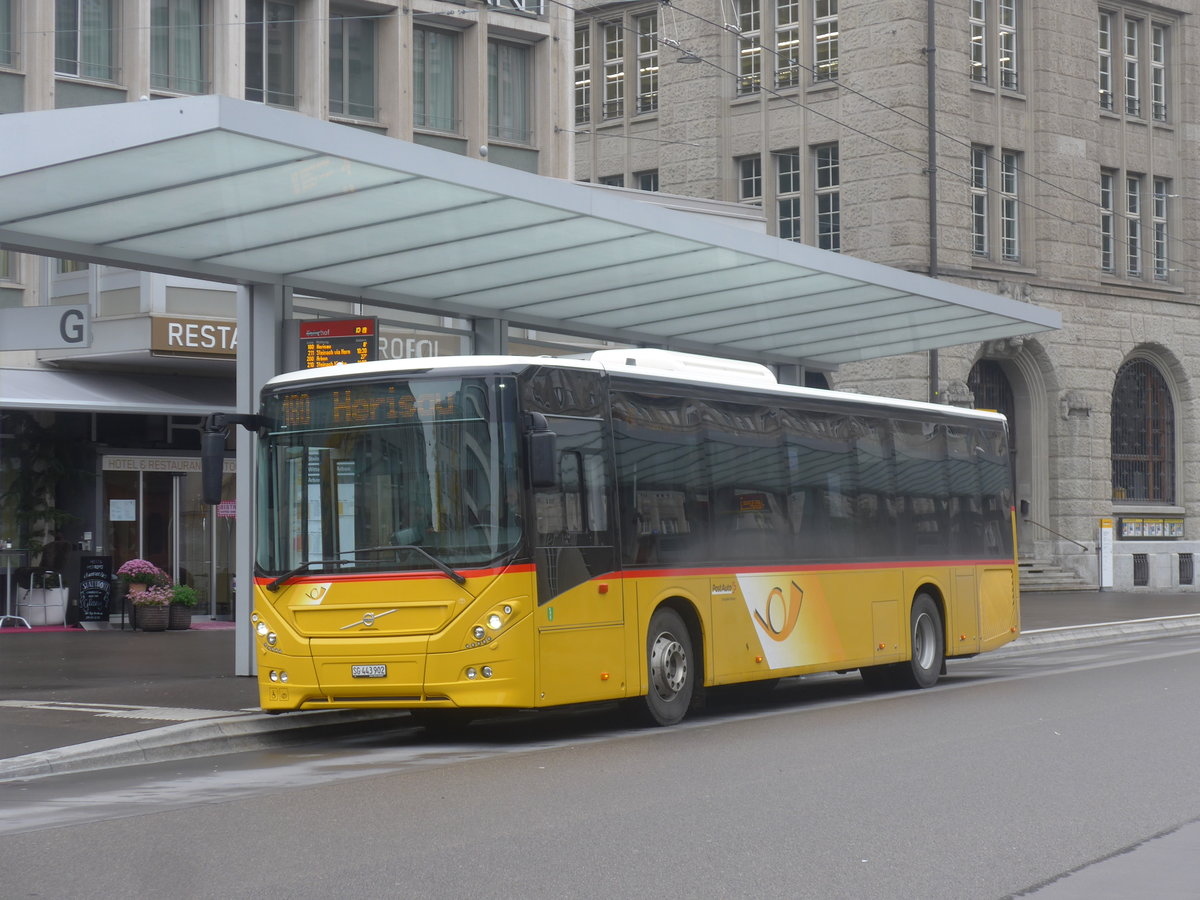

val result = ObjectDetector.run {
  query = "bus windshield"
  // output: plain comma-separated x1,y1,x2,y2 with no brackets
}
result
256,375,522,577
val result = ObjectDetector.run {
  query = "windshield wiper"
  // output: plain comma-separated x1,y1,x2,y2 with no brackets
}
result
265,545,467,591
265,558,355,592
353,544,467,586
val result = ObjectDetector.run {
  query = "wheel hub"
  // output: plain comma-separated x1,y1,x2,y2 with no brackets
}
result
650,631,687,700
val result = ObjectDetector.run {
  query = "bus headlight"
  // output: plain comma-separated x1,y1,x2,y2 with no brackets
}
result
487,613,502,630
472,625,486,641
256,621,269,637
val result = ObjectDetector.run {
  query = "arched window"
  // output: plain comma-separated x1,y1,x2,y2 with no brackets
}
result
1111,359,1175,502
968,359,1016,454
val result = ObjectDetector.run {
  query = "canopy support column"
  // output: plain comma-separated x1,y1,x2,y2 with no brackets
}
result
234,282,289,677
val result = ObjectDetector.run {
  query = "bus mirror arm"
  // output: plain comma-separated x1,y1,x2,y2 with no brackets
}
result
525,413,558,489
200,413,267,506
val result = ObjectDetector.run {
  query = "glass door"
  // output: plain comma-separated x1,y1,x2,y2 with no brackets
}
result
102,458,237,620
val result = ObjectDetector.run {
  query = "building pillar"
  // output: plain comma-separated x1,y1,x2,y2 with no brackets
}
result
234,282,288,676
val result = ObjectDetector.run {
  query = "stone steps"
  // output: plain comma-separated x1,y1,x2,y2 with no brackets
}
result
1018,560,1098,592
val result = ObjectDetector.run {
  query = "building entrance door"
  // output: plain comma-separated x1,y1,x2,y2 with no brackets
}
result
102,456,236,618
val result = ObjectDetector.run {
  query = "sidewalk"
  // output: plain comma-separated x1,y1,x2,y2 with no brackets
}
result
2,590,1198,781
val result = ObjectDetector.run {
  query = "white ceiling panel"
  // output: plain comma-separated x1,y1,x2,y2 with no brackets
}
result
0,95,1060,368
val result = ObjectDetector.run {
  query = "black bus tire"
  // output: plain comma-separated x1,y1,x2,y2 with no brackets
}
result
897,592,944,689
642,607,695,726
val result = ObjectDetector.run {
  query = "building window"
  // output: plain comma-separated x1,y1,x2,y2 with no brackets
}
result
0,249,14,281
776,150,801,241
1152,178,1169,281
1111,358,1174,503
738,156,763,204
1123,17,1140,116
488,40,532,143
813,0,838,81
414,28,459,133
972,147,1020,262
57,258,89,274
55,0,118,81
599,174,625,187
1151,25,1166,121
245,0,296,107
1101,10,1170,121
968,0,1018,91
1098,13,1113,109
1125,174,1142,277
998,0,1017,89
151,0,206,94
602,22,623,118
814,143,839,251
576,12,658,123
1100,170,1115,272
0,0,14,69
776,0,800,87
329,12,375,119
486,0,544,14
636,12,658,113
970,0,987,84
636,170,659,192
971,146,989,256
737,0,762,95
1000,150,1019,260
574,26,590,125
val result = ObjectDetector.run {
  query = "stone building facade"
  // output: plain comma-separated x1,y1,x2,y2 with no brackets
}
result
573,0,1200,589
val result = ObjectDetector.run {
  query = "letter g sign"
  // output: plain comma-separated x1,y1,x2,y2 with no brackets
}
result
60,307,86,344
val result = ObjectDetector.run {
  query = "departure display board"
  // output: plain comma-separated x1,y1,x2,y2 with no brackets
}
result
299,318,377,369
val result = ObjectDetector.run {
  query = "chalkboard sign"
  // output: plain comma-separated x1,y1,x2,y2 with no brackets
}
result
78,556,112,622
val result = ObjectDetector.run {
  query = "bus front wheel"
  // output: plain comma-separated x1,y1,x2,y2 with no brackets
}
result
897,593,944,689
642,608,695,726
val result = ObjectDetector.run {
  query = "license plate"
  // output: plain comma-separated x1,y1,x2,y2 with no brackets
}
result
351,664,387,679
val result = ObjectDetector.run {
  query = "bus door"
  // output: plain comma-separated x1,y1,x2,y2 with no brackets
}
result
533,417,626,706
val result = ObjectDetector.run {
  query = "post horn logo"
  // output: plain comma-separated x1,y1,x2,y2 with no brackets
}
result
754,581,804,642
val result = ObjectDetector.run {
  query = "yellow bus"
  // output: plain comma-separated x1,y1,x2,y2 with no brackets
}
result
204,350,1019,727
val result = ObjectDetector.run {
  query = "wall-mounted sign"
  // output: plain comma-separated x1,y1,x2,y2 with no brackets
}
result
299,318,377,368
1118,516,1184,539
151,316,238,357
0,305,91,350
103,455,236,474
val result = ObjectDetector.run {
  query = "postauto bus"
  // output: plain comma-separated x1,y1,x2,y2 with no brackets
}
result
202,350,1019,727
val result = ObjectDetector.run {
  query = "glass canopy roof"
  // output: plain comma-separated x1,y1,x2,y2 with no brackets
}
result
0,95,1059,367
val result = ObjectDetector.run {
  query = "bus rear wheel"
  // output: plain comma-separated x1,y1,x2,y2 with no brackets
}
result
642,608,695,726
897,593,944,689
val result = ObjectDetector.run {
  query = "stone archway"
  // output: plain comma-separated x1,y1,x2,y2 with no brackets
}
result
968,339,1052,558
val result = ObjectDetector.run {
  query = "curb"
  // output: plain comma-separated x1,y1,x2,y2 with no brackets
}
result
994,613,1200,655
0,708,410,783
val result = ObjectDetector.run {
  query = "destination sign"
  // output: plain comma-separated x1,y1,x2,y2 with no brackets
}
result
299,318,377,369
269,382,465,430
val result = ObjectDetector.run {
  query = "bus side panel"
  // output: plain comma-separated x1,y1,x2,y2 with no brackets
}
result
536,579,627,707
950,567,982,655
978,566,1019,651
731,569,900,676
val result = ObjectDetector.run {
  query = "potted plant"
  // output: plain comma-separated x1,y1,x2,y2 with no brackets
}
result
168,583,199,631
116,558,167,593
129,583,172,631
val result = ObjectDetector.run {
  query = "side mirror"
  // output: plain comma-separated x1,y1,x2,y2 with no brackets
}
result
201,430,228,505
526,413,558,488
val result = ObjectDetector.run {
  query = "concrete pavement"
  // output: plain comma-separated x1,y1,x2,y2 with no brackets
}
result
1,590,1198,781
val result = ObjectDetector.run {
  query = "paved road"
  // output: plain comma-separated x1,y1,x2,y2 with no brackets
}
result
1,632,1198,899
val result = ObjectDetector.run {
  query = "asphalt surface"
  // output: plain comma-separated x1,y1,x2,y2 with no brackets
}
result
1,590,1198,781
